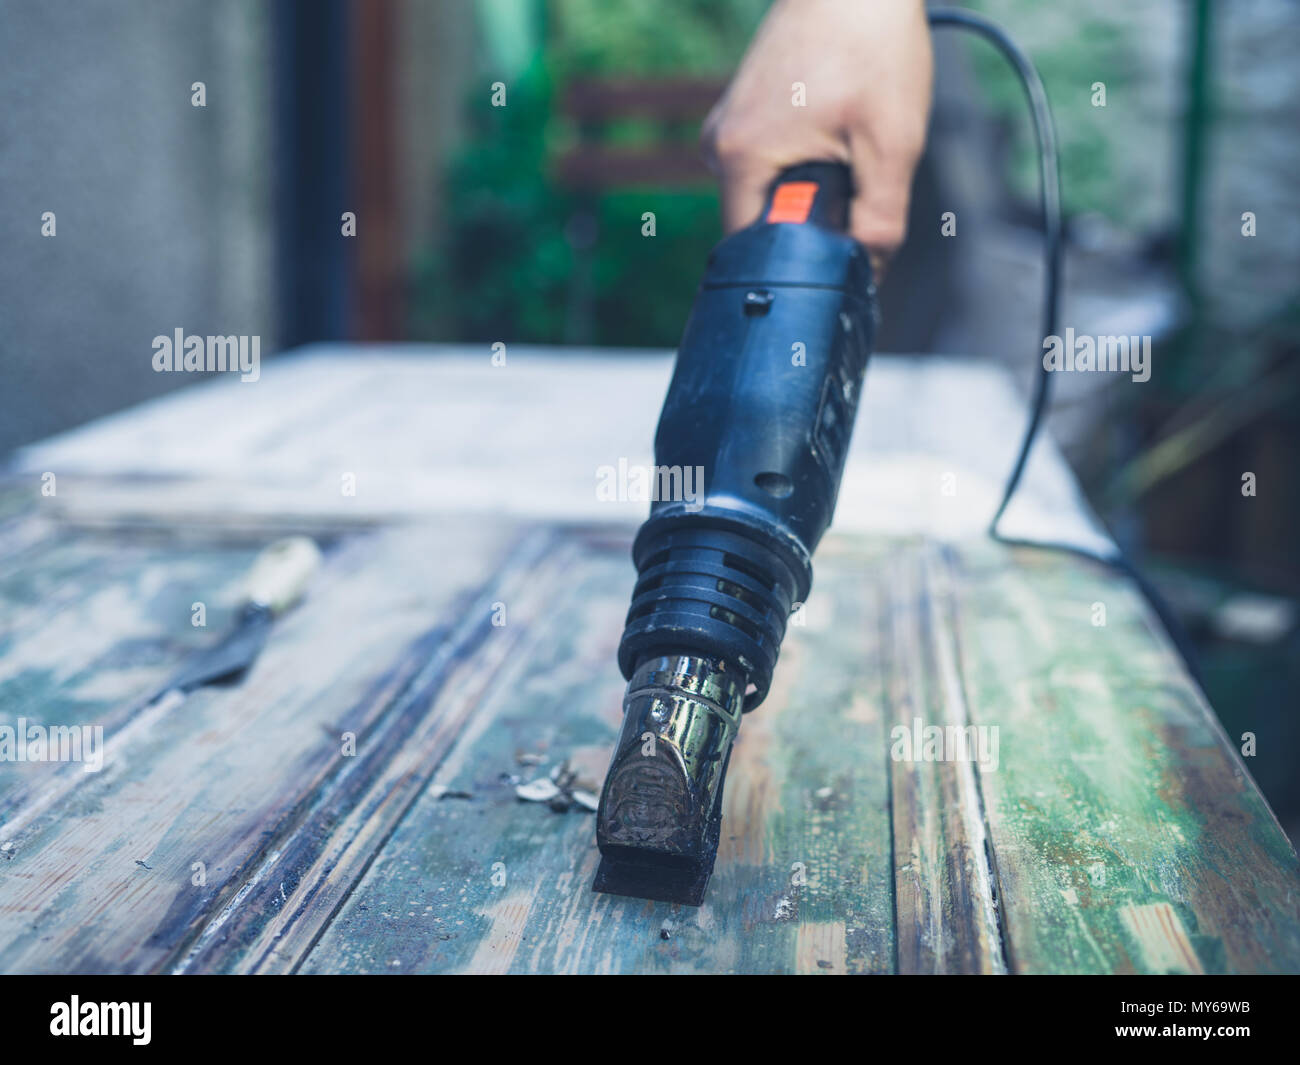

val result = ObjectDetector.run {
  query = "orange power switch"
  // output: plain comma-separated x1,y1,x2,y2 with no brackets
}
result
765,181,818,224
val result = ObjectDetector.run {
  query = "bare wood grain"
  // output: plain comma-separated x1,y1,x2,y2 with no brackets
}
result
886,541,1005,973
2,513,1297,973
947,539,1300,974
297,534,896,974
0,521,520,973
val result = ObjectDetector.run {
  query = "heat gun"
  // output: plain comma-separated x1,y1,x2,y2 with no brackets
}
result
593,161,874,906
593,7,1064,907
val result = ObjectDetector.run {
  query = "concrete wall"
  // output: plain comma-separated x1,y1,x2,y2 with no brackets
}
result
0,0,275,455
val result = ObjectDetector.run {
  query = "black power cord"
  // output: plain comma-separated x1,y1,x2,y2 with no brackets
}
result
927,7,1062,538
926,7,1205,687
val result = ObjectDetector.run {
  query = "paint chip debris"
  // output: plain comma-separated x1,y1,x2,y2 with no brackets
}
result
773,893,798,921
514,757,600,815
515,778,562,803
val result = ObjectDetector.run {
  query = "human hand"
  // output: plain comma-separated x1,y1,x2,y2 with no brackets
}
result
702,0,933,278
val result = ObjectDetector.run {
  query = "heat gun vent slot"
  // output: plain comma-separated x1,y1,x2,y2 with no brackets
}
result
722,553,775,591
709,604,762,642
717,578,765,614
629,575,767,618
625,599,658,624
633,574,666,596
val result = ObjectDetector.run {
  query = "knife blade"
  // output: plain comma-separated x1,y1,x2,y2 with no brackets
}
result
148,535,323,704
0,537,325,847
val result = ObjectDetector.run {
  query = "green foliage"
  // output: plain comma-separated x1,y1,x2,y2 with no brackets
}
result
413,61,573,342
552,0,766,75
591,191,722,345
414,0,767,346
964,0,1143,224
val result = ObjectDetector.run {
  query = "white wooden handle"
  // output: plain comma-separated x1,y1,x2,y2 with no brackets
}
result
242,536,323,615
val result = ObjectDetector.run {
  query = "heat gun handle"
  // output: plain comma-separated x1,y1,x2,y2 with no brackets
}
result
758,161,852,232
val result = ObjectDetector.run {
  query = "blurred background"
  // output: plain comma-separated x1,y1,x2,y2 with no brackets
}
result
1,0,1297,829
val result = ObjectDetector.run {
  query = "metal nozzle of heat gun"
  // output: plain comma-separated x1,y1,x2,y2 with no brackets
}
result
593,654,744,906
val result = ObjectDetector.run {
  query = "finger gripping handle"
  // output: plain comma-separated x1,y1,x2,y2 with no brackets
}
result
760,161,852,232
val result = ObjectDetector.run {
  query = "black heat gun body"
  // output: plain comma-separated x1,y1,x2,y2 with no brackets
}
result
594,161,876,905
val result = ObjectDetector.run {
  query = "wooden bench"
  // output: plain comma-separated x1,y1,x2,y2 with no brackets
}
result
1,345,1297,973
